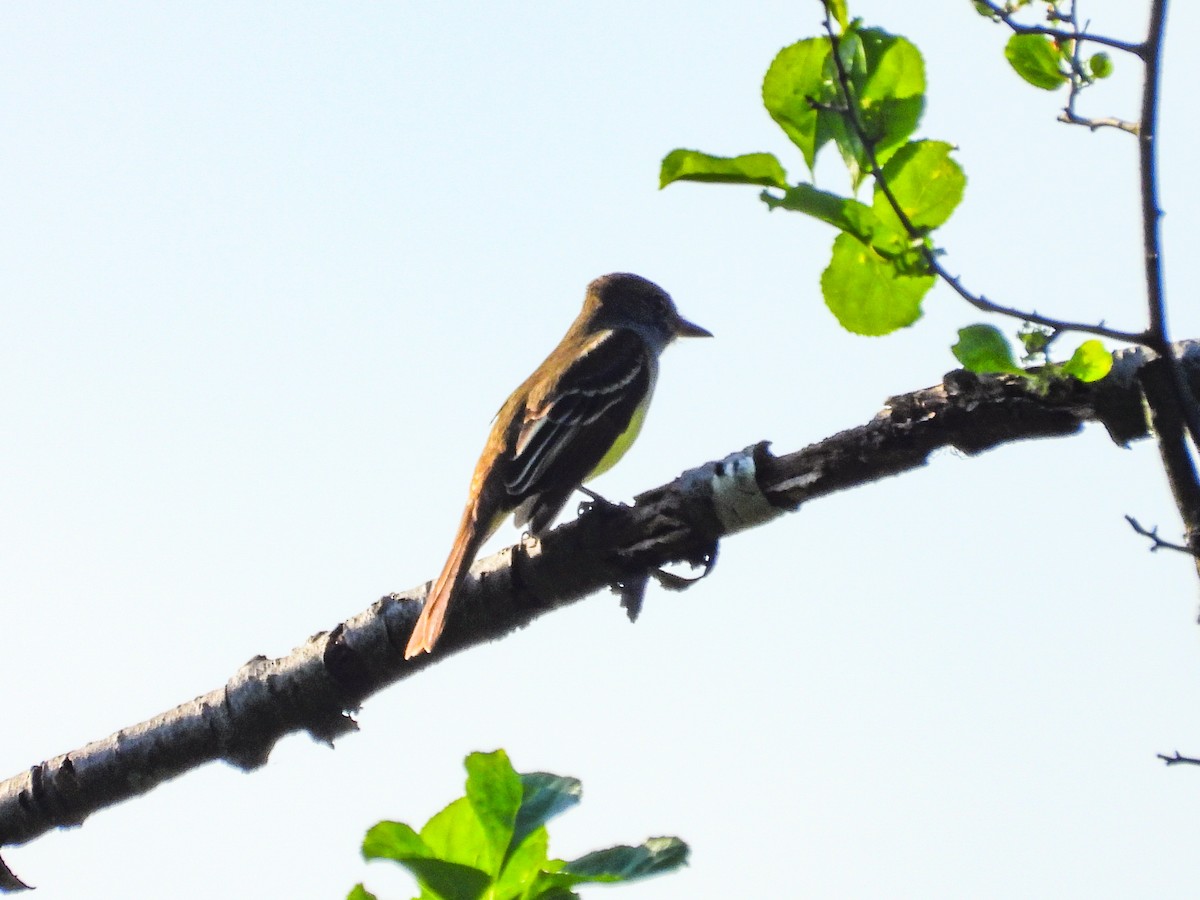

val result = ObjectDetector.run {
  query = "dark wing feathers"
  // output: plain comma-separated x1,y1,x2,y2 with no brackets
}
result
505,330,649,516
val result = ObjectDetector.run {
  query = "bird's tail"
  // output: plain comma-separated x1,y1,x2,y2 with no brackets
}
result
404,501,487,658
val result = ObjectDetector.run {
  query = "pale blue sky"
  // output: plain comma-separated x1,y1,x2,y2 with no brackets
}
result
4,2,1200,897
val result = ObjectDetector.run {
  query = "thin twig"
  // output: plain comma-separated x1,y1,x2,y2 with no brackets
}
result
1057,110,1139,133
973,0,1145,57
819,1,1145,347
1057,4,1139,134
1124,514,1196,556
1158,751,1200,766
931,264,1146,345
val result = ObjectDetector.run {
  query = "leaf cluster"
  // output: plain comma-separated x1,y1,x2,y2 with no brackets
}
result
952,324,1110,385
350,750,688,900
661,14,956,338
660,0,1111,384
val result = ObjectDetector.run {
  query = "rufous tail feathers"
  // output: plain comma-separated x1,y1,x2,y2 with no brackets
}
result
404,503,484,658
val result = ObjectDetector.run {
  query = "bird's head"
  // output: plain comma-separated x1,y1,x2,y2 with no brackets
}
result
585,273,712,347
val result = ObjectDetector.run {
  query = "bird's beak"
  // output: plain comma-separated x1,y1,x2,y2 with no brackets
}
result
673,313,713,338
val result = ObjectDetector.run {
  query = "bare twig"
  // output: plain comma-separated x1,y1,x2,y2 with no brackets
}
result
1158,751,1200,766
1057,109,1138,133
1124,514,1196,556
1057,4,1139,134
931,265,1146,345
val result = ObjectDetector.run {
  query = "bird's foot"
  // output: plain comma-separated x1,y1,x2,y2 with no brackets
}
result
576,486,624,518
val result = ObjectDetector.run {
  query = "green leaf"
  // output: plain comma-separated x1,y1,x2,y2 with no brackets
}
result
363,819,492,900
873,140,965,235
762,37,834,172
762,184,865,234
816,26,926,188
527,878,581,898
827,0,849,30
362,821,432,862
760,27,924,185
856,29,926,167
952,324,1023,374
1090,52,1113,79
659,149,787,189
859,31,926,100
1004,34,1068,90
762,184,907,254
819,28,869,186
401,860,492,900
564,837,690,882
1061,340,1112,382
421,797,490,871
511,772,582,855
526,838,689,895
821,232,933,335
464,750,522,877
494,825,550,898
347,884,377,900
823,106,868,189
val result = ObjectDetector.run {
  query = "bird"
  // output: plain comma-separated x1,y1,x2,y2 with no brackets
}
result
404,272,712,658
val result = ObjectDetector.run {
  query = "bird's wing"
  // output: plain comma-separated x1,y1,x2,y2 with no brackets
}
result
505,328,649,500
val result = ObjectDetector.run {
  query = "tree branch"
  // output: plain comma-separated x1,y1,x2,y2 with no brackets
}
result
1140,0,1170,349
1129,0,1200,561
0,342,1184,889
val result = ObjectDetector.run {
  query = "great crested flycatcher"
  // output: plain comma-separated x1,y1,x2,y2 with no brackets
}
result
404,272,711,658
